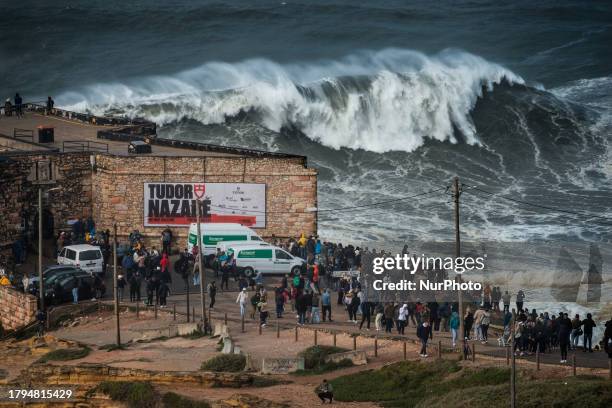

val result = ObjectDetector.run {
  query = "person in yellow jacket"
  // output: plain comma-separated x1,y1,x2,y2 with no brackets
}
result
298,233,307,259
0,274,11,286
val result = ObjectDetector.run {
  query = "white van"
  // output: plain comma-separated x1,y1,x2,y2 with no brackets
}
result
228,245,304,276
216,240,271,254
57,244,104,275
188,223,263,255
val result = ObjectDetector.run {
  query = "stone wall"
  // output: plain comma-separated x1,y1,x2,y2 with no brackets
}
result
92,154,318,247
0,152,92,252
0,285,38,330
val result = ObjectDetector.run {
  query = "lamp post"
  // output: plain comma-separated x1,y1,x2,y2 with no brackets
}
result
34,183,59,312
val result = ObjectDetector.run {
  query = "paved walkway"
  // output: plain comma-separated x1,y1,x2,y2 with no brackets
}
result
96,265,611,370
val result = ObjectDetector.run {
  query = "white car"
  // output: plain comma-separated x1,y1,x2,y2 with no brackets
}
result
57,244,104,275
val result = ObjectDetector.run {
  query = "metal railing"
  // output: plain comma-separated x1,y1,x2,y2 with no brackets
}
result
62,140,109,153
13,128,34,141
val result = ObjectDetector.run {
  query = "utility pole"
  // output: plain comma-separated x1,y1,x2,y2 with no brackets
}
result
453,177,465,356
510,310,516,408
113,224,121,346
38,188,44,312
196,201,207,333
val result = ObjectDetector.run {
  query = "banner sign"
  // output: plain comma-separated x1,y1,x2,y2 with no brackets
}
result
144,182,266,228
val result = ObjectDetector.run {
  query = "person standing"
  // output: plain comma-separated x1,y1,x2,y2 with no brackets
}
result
570,314,582,350
449,309,460,348
516,290,525,312
311,291,321,324
502,291,511,313
71,277,79,304
158,281,170,307
207,281,217,309
14,93,23,118
581,313,596,352
417,321,431,357
397,304,408,335
384,303,395,333
236,288,248,317
117,274,126,302
321,288,332,322
359,300,371,330
46,96,54,115
374,303,384,331
480,308,491,344
161,228,172,255
558,313,572,363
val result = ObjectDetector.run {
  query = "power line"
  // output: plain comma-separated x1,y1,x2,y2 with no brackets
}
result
207,186,447,215
464,185,612,225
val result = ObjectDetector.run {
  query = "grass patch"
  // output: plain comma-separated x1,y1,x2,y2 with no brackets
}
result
294,358,354,376
181,330,206,340
98,343,128,352
251,376,284,387
38,346,91,363
299,345,348,370
162,392,211,408
201,354,246,372
97,381,157,408
330,360,612,408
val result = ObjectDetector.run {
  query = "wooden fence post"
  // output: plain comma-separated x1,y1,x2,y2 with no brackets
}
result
173,303,176,321
374,337,378,357
314,330,318,345
403,341,407,360
353,336,357,351
438,340,442,359
572,354,577,376
472,342,476,362
295,326,298,342
333,332,337,347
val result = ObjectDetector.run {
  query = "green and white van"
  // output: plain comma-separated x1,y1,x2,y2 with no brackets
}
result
228,245,304,276
187,223,263,255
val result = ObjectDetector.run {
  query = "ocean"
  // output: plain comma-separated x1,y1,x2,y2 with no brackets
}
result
2,0,612,248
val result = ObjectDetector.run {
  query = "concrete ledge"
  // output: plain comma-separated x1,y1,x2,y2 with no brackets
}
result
177,322,200,336
325,350,367,366
261,358,304,375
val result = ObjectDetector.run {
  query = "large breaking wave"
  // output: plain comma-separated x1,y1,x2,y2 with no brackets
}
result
58,48,525,153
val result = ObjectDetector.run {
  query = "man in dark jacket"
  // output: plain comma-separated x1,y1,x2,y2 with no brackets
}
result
296,293,307,325
417,321,431,357
558,313,572,363
581,313,596,352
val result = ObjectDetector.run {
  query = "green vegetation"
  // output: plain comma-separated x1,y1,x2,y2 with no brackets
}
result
300,345,348,369
99,343,128,351
37,346,91,363
201,354,246,372
251,376,284,387
181,330,206,340
330,360,612,408
294,345,353,375
162,392,211,408
97,381,157,408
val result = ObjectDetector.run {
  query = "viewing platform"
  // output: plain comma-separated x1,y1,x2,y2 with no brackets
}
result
0,104,305,162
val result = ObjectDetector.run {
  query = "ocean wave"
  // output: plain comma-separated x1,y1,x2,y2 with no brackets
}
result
58,48,524,153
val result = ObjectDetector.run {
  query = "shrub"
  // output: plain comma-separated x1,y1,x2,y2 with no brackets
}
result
299,345,348,369
97,381,157,408
201,354,246,372
38,346,91,363
162,392,211,408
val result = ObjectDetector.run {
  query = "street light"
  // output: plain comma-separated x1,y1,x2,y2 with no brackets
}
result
35,185,59,312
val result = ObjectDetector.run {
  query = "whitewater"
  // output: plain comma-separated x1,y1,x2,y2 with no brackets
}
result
58,48,525,153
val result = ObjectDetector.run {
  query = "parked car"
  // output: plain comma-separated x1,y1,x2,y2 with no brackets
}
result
45,272,96,305
28,265,82,294
57,244,103,275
